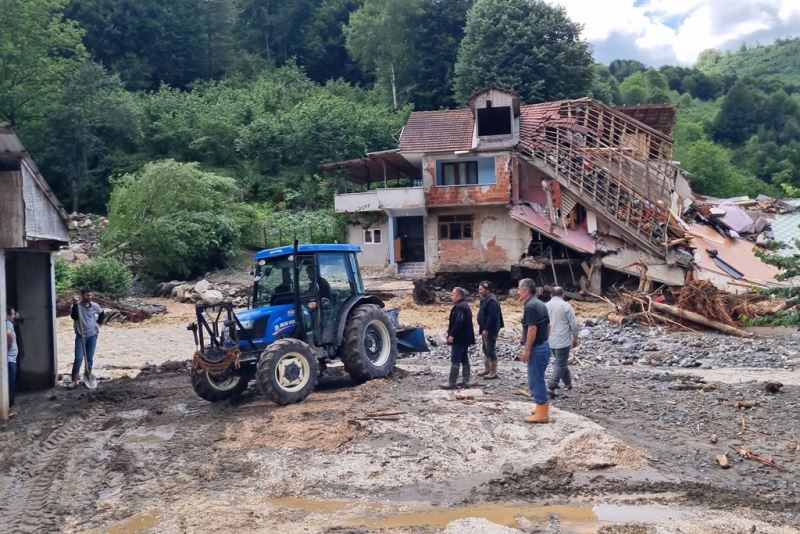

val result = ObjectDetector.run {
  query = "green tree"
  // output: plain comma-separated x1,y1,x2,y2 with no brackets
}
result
452,0,592,103
403,0,473,110
0,0,85,126
43,63,143,213
235,0,320,67
675,140,772,197
619,72,649,104
301,0,365,83
712,80,764,144
66,0,234,90
104,160,253,279
608,59,646,82
345,0,423,108
589,63,620,104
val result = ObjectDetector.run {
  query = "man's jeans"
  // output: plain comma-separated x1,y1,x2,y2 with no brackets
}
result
7,361,16,407
73,334,98,377
527,341,551,404
450,343,471,385
482,334,498,361
548,347,572,390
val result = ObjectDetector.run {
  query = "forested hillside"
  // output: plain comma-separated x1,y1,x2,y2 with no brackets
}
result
2,0,799,279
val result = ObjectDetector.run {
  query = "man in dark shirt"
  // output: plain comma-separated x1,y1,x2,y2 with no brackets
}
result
440,287,476,390
518,278,551,423
477,281,504,380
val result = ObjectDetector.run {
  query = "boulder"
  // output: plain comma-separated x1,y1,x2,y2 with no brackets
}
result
80,218,93,228
193,279,211,293
57,249,77,262
172,284,187,301
201,290,224,306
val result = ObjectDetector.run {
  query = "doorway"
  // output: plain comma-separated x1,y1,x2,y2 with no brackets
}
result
396,216,424,263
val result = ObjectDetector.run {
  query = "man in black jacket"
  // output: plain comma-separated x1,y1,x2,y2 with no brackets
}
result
441,287,476,390
477,281,504,380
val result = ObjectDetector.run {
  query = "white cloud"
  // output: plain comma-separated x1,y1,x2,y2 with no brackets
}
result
546,0,800,66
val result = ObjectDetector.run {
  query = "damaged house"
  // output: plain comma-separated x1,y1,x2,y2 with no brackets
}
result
323,86,787,292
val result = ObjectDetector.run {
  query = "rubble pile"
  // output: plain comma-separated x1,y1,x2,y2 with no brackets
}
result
58,212,108,262
422,320,799,370
155,277,252,307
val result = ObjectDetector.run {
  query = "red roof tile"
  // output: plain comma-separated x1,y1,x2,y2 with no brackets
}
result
398,109,474,153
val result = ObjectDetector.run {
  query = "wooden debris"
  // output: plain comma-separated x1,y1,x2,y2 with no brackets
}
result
668,383,717,392
364,411,406,418
732,400,759,410
648,300,752,337
737,447,786,471
715,453,730,469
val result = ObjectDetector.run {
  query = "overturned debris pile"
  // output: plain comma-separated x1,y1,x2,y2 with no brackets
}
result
615,279,797,336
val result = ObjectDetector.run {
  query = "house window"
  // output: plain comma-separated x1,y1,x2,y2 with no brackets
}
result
363,228,382,244
439,215,473,240
477,106,512,136
439,161,478,186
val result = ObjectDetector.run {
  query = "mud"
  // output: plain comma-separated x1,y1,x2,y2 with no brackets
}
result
1,298,798,533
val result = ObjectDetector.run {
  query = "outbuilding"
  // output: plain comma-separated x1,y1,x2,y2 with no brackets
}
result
0,124,70,420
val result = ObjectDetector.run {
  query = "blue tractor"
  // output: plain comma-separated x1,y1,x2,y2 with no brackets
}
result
188,243,428,405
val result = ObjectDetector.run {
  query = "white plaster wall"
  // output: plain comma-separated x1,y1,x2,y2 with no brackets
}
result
347,220,389,267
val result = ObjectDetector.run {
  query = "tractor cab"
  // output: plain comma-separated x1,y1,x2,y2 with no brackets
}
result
188,243,428,406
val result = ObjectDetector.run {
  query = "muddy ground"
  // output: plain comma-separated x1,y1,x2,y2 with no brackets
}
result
0,297,798,533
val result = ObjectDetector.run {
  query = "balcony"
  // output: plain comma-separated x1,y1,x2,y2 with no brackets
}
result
334,186,425,213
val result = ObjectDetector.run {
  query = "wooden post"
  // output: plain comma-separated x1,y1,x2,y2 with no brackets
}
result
382,159,388,189
1,249,9,421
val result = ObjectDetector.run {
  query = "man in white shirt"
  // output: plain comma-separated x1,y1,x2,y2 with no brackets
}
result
6,305,18,415
546,287,578,397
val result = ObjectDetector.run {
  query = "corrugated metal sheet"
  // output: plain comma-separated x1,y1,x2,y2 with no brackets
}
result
22,161,69,243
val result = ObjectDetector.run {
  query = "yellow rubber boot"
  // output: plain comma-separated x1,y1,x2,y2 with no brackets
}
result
524,401,550,424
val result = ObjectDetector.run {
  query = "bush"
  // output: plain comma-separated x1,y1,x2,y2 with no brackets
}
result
243,208,347,250
54,256,74,292
71,258,133,300
103,160,253,279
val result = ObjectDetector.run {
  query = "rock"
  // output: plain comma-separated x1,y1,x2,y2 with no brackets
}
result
443,518,521,534
57,249,76,262
764,381,783,394
201,290,223,305
80,218,93,228
67,220,78,231
193,279,212,294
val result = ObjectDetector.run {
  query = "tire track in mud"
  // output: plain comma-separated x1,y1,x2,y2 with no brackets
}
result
0,408,104,533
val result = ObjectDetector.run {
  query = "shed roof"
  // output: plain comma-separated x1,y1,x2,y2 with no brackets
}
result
614,104,677,135
0,124,70,245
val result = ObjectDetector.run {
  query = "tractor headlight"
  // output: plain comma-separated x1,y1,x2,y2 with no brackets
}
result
239,320,255,330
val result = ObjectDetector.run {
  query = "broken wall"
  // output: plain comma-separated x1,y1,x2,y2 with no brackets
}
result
425,205,529,274
422,153,511,207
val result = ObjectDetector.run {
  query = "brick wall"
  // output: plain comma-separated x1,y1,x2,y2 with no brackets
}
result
423,154,512,207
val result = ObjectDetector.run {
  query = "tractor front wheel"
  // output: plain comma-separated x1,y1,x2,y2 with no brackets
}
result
190,366,250,402
256,339,319,405
341,304,398,384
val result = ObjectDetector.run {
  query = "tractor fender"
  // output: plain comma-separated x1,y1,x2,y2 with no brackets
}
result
335,295,384,347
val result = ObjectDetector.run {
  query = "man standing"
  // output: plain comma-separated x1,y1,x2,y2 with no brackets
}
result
6,306,18,415
440,287,475,390
518,278,551,423
477,281,504,380
546,287,579,397
71,288,104,385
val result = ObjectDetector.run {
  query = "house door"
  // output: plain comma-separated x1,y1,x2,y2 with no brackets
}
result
397,216,424,262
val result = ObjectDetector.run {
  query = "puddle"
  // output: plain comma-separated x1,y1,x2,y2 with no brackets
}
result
100,509,161,533
266,497,691,529
122,427,175,444
595,503,686,523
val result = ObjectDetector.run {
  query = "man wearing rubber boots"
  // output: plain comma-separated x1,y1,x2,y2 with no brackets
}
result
517,278,551,423
546,286,579,397
476,281,503,380
440,287,475,390
70,288,104,386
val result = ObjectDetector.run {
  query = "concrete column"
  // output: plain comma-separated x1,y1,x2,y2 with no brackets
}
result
49,253,58,385
1,249,9,420
589,254,603,295
386,211,396,272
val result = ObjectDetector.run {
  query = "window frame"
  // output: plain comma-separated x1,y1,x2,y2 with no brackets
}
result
438,214,473,241
438,160,479,187
363,228,382,244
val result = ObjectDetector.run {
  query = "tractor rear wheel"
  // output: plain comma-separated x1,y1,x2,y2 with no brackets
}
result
256,339,319,405
190,366,249,402
341,304,398,384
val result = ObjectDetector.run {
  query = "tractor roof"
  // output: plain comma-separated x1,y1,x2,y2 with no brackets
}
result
254,243,361,260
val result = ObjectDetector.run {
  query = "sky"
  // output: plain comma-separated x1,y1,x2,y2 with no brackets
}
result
546,0,800,66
